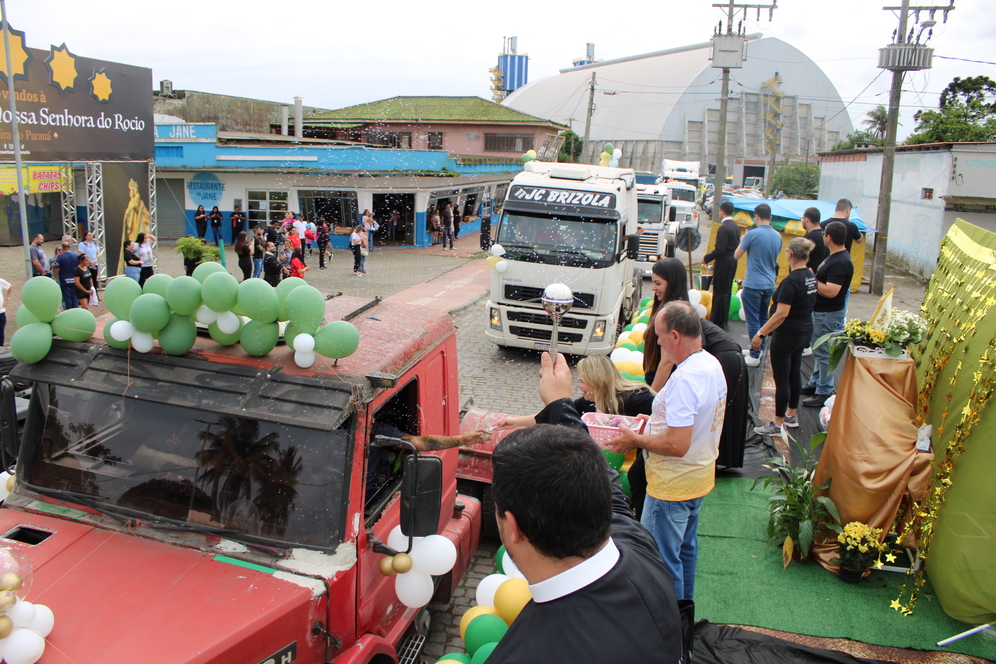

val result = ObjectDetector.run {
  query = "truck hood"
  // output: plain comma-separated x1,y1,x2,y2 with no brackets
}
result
0,510,323,664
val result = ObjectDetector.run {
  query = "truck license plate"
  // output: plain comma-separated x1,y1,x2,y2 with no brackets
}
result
257,643,296,664
533,342,551,351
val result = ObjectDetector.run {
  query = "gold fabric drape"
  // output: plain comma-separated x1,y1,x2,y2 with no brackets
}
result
812,347,934,571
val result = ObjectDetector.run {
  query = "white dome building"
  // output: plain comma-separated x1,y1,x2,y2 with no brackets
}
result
504,36,854,174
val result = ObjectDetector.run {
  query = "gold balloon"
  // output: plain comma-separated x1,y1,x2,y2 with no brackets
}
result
0,573,22,592
4,475,12,493
0,615,11,639
392,552,414,574
0,593,15,614
494,577,532,625
379,556,398,577
485,255,500,268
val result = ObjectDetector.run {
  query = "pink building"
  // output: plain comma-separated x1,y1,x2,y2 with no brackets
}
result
293,96,567,161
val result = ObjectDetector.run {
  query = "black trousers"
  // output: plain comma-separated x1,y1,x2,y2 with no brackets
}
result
318,241,328,268
351,244,362,272
770,330,810,417
710,256,737,329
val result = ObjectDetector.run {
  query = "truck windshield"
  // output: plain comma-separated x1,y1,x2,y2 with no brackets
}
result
637,199,664,224
18,384,350,551
671,189,696,203
496,211,618,268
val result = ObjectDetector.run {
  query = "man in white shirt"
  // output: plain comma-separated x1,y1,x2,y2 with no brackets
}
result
0,277,11,346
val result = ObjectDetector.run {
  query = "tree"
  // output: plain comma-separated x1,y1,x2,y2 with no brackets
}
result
905,75,996,145
863,105,889,139
558,129,582,163
831,130,884,152
769,162,820,199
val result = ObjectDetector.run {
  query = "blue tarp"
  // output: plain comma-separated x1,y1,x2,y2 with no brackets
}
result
727,199,871,232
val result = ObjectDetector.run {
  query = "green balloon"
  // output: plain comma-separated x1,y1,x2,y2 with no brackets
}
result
470,643,498,664
464,615,507,657
519,154,534,163
620,372,634,380
620,471,631,498
102,318,131,349
130,293,172,333
438,654,472,664
231,300,245,316
633,375,647,384
729,296,742,316
105,277,143,321
208,318,243,345
158,313,197,355
238,278,279,322
284,322,302,352
16,305,41,327
618,342,637,351
166,276,203,316
623,324,634,332
52,308,97,342
240,320,279,356
603,143,614,154
22,277,62,323
142,273,174,298
276,277,307,321
285,285,326,335
603,449,625,471
640,297,653,307
314,321,360,359
637,315,650,325
192,261,225,284
10,323,53,364
201,271,240,313
495,545,507,574
637,342,644,352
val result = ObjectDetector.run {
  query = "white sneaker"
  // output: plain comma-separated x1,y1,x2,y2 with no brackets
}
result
802,347,813,356
744,355,760,367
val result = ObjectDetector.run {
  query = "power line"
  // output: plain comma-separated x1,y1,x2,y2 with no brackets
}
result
935,55,996,66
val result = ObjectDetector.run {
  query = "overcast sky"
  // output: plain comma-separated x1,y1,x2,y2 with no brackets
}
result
12,0,995,140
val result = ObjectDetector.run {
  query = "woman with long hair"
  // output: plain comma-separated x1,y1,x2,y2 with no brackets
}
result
234,231,253,281
194,205,208,238
289,247,309,280
642,258,690,392
134,232,155,287
74,254,92,310
123,240,142,282
251,227,265,278
752,237,817,436
209,206,224,246
350,225,364,277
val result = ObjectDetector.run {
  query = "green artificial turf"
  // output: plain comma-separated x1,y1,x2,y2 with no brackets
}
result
695,478,996,660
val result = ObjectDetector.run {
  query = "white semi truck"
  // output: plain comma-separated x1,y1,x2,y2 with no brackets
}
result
484,161,643,356
661,159,701,230
636,182,676,261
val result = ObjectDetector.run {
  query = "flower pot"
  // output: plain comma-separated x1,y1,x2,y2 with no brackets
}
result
850,344,909,361
838,568,864,584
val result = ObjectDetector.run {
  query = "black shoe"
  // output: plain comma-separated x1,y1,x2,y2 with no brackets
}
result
801,385,817,396
802,394,831,408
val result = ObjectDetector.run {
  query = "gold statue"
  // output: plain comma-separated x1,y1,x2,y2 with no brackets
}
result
118,178,151,275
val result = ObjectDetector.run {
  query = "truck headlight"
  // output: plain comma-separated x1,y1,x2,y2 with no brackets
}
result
592,320,607,341
490,308,502,330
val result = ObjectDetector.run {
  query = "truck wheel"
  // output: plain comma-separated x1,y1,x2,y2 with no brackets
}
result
665,243,675,258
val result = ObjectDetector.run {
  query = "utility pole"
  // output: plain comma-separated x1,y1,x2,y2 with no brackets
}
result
870,0,954,294
582,73,596,164
710,1,777,222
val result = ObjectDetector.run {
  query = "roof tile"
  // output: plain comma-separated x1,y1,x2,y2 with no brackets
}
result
306,96,564,126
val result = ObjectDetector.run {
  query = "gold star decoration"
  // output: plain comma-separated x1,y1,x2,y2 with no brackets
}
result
45,43,77,94
885,553,897,563
890,599,902,611
89,68,112,103
0,22,32,83
873,558,884,569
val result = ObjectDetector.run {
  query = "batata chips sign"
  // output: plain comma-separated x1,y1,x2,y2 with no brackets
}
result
0,23,153,162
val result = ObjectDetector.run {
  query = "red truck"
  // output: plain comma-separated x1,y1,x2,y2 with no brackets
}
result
0,295,482,663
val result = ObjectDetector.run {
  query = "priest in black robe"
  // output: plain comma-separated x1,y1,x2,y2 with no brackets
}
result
487,351,683,664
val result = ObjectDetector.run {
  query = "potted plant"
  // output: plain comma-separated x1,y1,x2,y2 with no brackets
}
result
831,521,889,583
814,308,926,372
175,236,221,275
752,432,841,567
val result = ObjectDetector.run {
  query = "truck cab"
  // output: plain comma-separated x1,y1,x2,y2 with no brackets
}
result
0,296,481,664
636,182,675,263
485,161,642,356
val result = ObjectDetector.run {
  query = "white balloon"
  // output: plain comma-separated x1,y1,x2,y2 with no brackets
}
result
7,600,35,628
395,569,434,608
386,525,407,552
475,573,509,608
612,148,622,158
131,332,154,353
294,333,315,353
216,311,240,335
501,551,525,580
294,350,316,368
609,348,631,363
615,332,631,344
490,243,506,257
687,289,702,305
109,319,134,341
609,159,619,167
2,627,45,664
195,305,218,325
694,303,707,318
494,260,509,273
410,534,457,576
0,471,10,502
26,604,54,638
632,323,647,332
631,350,645,365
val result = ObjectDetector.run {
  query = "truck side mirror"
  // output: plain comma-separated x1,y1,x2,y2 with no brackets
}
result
626,234,640,261
0,379,19,467
401,454,442,538
479,218,492,251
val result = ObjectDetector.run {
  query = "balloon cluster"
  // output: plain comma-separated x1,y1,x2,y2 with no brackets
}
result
0,546,55,664
484,244,509,273
598,143,622,168
13,264,361,369
434,545,531,664
687,289,712,319
728,282,745,321
378,526,458,610
519,149,538,164
0,472,14,503
10,278,98,364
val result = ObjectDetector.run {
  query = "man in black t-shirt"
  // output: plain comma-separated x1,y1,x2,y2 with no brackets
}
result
803,221,854,407
802,207,828,272
819,198,863,254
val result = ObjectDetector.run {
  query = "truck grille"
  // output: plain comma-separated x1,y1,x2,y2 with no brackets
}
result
509,326,584,343
503,285,595,310
639,230,661,252
506,311,587,329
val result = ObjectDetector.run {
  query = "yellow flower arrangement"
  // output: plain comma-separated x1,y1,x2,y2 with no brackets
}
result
832,521,888,572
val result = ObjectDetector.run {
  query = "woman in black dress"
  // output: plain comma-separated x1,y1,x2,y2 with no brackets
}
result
74,254,93,310
234,231,253,281
194,205,208,238
209,206,224,246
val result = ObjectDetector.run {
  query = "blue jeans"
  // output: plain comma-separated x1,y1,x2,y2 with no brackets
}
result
442,227,454,249
741,287,774,359
125,266,141,282
642,494,705,601
252,258,263,279
211,225,222,246
809,309,846,396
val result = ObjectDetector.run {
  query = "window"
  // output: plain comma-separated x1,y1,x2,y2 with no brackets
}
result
484,134,535,153
428,132,444,150
247,190,288,224
466,132,479,141
364,379,420,526
297,190,358,229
